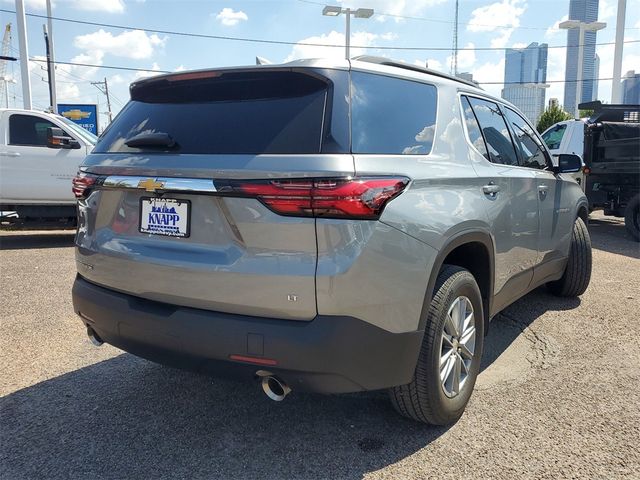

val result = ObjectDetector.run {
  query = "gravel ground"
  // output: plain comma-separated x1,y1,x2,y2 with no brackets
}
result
1,212,639,480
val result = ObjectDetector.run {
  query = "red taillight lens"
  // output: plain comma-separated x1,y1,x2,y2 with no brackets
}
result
234,177,409,219
72,172,99,199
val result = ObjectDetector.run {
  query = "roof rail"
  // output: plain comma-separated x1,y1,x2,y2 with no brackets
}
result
352,55,482,89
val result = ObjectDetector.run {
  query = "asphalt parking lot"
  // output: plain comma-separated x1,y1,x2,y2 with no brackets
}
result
1,211,639,480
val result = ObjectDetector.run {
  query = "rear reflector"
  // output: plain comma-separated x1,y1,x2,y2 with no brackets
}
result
72,172,99,199
230,177,409,219
229,354,278,366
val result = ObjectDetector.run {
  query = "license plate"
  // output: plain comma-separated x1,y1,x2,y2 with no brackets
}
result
140,197,190,238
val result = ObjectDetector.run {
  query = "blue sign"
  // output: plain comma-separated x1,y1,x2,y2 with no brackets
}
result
57,104,99,135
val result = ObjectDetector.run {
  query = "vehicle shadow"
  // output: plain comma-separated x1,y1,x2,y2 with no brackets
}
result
588,216,640,259
0,288,582,480
0,354,447,480
0,232,75,250
481,287,580,372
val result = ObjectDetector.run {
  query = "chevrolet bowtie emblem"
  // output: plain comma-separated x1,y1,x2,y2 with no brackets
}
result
138,178,165,192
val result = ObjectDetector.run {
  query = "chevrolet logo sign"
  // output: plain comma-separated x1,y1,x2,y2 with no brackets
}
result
137,178,165,192
61,109,91,121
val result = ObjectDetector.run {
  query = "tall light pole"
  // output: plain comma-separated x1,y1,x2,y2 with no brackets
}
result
322,6,374,60
560,20,607,117
46,0,57,113
611,0,627,103
15,0,32,110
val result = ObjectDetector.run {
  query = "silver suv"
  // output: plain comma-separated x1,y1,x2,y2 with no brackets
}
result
72,57,591,425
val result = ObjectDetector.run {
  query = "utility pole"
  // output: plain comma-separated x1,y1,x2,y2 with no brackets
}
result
91,78,112,123
43,25,54,112
46,0,57,112
451,0,459,75
15,0,32,110
611,0,627,103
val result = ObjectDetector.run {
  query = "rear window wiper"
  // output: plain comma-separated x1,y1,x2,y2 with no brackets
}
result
124,132,177,149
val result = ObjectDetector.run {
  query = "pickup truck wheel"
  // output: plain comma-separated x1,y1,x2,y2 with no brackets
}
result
547,217,592,297
389,265,484,425
624,195,640,241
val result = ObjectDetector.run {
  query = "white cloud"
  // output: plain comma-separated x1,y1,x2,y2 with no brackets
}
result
545,15,568,39
599,0,616,20
215,8,248,26
470,58,505,97
74,29,167,60
284,30,390,62
174,65,186,72
133,63,162,81
467,0,526,49
446,42,476,70
337,0,447,19
1,0,46,10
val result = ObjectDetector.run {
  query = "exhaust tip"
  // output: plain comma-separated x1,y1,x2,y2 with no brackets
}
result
261,375,291,401
87,326,104,346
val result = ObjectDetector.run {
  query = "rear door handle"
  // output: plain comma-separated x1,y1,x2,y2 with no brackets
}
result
482,184,500,196
0,151,21,157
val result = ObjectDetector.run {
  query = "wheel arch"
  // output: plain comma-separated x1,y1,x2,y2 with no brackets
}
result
420,230,495,332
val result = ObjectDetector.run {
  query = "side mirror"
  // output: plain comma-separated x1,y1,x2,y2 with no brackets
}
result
47,127,81,149
555,154,582,173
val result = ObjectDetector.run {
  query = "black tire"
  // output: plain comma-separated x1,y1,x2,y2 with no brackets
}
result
624,195,640,242
389,265,484,425
547,217,592,297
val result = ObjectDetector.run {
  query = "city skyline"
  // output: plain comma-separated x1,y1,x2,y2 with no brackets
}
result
501,42,549,123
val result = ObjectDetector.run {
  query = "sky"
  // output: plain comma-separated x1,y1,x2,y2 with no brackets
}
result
1,0,639,129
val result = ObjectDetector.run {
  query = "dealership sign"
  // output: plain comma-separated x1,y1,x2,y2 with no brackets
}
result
58,104,99,135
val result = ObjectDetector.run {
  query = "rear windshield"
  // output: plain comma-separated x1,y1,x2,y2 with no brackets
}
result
94,70,331,155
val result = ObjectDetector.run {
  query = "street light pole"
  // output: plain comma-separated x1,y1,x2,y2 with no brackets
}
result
322,6,374,60
611,0,627,103
15,0,32,110
560,20,607,118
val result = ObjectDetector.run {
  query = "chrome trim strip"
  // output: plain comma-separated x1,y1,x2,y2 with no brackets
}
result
102,176,217,193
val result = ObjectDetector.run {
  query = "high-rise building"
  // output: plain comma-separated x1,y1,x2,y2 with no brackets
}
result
622,70,640,104
456,72,480,87
501,42,549,123
563,0,600,114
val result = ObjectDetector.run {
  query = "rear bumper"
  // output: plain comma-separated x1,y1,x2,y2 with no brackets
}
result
72,275,423,394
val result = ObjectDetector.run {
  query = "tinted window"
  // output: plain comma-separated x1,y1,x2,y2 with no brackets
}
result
95,71,333,154
9,114,58,147
461,96,489,159
467,97,518,166
541,123,566,150
504,108,548,169
351,72,437,155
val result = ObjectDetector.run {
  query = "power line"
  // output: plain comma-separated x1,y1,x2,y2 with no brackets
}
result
295,0,640,30
1,8,637,52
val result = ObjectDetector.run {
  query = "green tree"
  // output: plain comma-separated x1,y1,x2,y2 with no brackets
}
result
536,104,573,133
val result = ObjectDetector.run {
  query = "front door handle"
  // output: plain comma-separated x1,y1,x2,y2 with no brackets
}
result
0,151,21,157
482,183,500,197
538,184,549,198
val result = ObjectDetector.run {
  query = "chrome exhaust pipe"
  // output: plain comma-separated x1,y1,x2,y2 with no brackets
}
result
261,375,291,402
87,326,104,346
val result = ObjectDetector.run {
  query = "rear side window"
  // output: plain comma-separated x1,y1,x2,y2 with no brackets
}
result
467,97,518,166
95,70,341,155
9,114,58,147
504,108,548,169
351,72,437,155
461,96,489,159
541,123,566,150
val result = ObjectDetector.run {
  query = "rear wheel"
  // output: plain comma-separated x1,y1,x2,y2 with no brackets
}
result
547,217,592,297
624,195,640,242
389,265,484,425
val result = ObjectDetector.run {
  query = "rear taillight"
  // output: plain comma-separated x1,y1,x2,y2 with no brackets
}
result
72,172,99,199
229,177,409,219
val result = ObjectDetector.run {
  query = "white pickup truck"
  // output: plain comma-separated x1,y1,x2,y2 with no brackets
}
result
0,108,97,224
541,118,587,188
